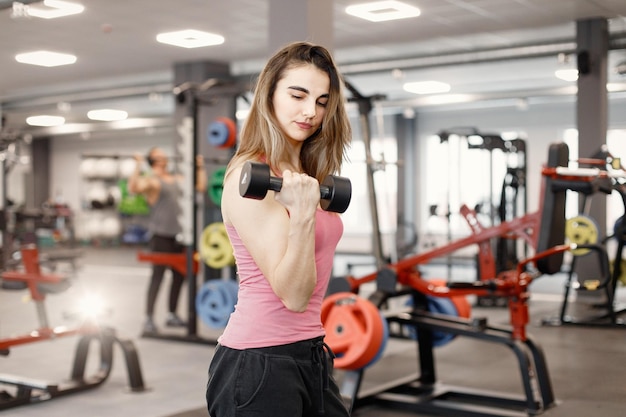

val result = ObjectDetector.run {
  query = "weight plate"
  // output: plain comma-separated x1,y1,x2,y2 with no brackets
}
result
199,222,235,269
320,175,352,213
208,167,226,206
321,292,387,370
613,216,626,244
565,215,599,256
405,295,458,347
207,117,237,149
196,280,238,329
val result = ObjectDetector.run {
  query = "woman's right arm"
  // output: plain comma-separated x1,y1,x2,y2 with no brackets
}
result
221,163,321,312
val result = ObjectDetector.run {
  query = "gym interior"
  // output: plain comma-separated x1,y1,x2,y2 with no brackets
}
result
2,1,626,416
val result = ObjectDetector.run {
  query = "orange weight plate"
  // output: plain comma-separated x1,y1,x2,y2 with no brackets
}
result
321,292,386,370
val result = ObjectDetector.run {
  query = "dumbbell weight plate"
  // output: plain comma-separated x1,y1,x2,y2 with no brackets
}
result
239,161,272,200
321,175,351,213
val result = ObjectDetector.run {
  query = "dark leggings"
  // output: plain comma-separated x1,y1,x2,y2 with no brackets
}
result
146,234,185,317
206,337,350,417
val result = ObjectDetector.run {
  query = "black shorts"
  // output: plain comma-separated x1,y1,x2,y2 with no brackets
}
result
206,337,350,417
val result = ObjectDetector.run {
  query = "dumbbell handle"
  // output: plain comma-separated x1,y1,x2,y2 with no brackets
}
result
268,176,333,200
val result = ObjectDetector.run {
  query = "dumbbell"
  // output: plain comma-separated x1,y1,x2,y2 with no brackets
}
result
239,161,352,213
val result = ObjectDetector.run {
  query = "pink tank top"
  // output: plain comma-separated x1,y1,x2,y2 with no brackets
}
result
219,209,343,349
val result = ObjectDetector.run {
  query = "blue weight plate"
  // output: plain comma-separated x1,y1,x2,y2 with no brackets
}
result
405,296,458,347
207,121,229,147
196,280,238,329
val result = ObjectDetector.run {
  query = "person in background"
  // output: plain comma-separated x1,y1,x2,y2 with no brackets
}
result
129,147,207,334
206,41,352,417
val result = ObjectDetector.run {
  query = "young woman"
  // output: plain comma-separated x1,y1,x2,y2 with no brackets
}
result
206,41,352,417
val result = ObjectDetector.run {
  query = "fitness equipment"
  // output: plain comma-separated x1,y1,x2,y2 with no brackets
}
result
94,157,118,179
344,82,389,269
79,158,99,179
207,167,226,206
137,250,199,277
100,216,122,239
198,222,235,269
0,245,145,410
402,279,471,346
134,77,242,345
117,179,150,216
564,214,599,256
81,153,233,168
195,279,238,329
321,292,388,370
433,129,528,306
118,157,138,178
541,153,626,327
207,117,237,148
326,142,592,416
239,161,352,213
121,224,149,244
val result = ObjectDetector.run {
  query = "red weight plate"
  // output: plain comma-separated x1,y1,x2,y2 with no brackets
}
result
321,292,385,370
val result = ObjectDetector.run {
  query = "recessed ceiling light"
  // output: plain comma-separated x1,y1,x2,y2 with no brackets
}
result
555,69,579,82
26,0,84,19
346,1,421,22
87,109,129,121
15,50,77,67
26,115,65,127
403,81,451,94
156,29,224,49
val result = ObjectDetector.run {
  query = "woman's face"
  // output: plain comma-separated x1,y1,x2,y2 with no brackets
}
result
272,63,330,144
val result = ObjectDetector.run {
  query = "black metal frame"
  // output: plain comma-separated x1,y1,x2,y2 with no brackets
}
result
0,327,146,410
542,177,626,327
337,287,555,417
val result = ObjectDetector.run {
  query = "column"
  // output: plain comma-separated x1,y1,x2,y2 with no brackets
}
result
268,0,334,52
575,18,609,294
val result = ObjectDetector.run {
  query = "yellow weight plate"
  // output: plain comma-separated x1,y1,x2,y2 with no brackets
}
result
199,222,235,269
565,215,599,256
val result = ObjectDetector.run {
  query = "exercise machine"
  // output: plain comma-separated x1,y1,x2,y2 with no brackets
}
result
0,244,145,410
542,149,626,327
326,142,599,416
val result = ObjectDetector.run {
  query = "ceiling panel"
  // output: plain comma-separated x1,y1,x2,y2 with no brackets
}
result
0,0,625,135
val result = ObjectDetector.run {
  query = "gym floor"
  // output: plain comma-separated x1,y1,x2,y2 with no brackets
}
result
1,246,626,417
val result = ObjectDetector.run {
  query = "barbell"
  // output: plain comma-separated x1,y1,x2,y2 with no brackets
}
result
238,161,352,213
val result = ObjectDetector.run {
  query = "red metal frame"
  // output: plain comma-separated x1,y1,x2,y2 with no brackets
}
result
136,250,199,276
338,163,602,342
0,245,101,349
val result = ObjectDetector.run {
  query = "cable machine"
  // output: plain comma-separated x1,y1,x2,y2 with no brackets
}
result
432,128,527,305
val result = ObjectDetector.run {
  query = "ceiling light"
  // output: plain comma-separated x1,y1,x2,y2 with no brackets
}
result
555,69,578,82
26,115,65,127
87,109,128,121
27,0,84,19
346,1,421,22
607,83,626,93
156,29,224,49
15,50,77,67
403,81,451,94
